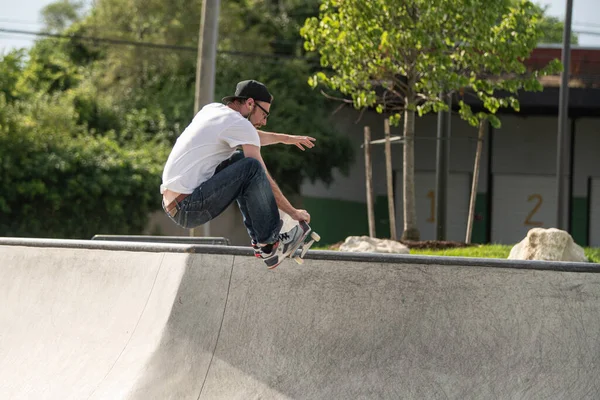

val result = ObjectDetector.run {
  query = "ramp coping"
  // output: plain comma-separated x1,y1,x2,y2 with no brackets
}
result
91,235,231,246
0,237,597,273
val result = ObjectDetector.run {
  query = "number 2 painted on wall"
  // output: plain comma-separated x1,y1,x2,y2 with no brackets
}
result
524,194,544,226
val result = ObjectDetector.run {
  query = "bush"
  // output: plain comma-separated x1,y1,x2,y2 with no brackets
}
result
0,94,169,239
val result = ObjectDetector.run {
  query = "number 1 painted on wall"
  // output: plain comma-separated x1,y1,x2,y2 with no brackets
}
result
427,190,435,223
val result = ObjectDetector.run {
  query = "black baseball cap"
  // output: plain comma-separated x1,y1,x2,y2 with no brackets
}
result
222,80,273,104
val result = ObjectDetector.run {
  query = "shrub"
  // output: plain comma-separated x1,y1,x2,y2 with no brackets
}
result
0,94,169,239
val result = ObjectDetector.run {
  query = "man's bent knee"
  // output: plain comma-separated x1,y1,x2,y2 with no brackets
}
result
243,156,263,172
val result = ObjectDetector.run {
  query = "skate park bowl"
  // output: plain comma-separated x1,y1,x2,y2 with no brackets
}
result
1,237,600,399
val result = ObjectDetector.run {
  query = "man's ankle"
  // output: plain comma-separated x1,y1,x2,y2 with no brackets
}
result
259,243,274,253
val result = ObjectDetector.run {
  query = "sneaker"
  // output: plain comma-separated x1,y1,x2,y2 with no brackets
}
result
257,221,311,269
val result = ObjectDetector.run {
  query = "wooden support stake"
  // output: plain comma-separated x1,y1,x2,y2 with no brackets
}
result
384,119,397,240
364,126,376,238
466,119,486,244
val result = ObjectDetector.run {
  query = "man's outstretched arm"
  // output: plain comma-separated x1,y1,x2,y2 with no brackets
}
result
257,130,316,150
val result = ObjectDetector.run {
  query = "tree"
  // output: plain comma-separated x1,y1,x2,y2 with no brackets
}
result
0,50,25,102
41,0,84,33
301,0,560,240
15,38,83,95
0,0,355,239
530,2,579,45
71,0,353,196
0,92,169,239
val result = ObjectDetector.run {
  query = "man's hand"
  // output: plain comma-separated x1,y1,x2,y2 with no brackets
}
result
291,209,311,223
286,135,316,151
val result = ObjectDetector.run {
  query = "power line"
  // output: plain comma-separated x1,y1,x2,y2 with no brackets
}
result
0,18,304,45
0,27,317,63
573,21,600,29
573,30,600,37
572,30,600,37
0,27,197,51
1,13,599,29
0,18,43,26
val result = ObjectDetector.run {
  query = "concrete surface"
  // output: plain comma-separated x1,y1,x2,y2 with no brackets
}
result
1,239,600,399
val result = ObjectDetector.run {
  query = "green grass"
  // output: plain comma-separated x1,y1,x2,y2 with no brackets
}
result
586,248,600,263
320,243,600,263
412,245,600,263
410,245,511,259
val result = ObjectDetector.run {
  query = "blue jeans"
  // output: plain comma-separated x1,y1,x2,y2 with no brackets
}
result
165,151,281,244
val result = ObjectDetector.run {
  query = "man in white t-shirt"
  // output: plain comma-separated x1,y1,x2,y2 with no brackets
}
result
161,80,316,268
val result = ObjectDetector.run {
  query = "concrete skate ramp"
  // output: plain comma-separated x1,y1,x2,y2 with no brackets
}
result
1,238,600,399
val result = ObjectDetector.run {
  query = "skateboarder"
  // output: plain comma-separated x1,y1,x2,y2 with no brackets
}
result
161,80,316,268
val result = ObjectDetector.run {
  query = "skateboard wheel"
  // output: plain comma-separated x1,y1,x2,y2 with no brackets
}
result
310,232,321,242
294,256,304,265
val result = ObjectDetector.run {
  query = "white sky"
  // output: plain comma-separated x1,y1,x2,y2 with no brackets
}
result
0,0,599,54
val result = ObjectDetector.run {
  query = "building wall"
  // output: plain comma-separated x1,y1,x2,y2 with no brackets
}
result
301,108,600,246
489,116,569,243
301,107,490,244
577,119,600,246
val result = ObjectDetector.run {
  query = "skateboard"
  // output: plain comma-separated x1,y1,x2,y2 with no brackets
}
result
290,220,321,264
279,210,321,264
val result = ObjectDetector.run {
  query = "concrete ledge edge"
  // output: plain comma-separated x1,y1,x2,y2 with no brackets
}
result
0,237,597,273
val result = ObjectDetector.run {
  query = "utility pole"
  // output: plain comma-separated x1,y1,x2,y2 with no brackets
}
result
192,0,220,237
556,0,573,230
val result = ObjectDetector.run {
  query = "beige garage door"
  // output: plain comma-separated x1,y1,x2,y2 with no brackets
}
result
589,178,600,247
394,172,470,241
491,174,557,245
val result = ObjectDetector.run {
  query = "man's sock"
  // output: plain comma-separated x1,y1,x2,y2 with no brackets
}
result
259,243,274,254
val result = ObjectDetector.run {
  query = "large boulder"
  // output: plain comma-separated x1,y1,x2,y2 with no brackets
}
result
508,228,588,262
339,236,410,254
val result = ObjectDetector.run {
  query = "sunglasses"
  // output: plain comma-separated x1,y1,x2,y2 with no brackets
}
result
254,102,270,119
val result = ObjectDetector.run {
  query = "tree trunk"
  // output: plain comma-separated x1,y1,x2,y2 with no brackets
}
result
402,105,420,241
465,119,486,244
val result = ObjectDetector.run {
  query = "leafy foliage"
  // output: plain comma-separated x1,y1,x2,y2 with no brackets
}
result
527,2,578,45
0,94,168,239
301,0,561,127
41,0,84,33
0,0,354,238
80,0,353,195
300,0,562,241
0,50,25,102
15,38,84,95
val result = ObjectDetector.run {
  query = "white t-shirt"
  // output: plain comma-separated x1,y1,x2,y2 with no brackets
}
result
160,103,261,194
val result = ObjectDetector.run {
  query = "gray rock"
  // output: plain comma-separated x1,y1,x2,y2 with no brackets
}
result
508,228,588,262
339,236,410,254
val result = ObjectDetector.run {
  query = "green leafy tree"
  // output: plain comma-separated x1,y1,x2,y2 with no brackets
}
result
41,0,84,33
0,0,354,239
0,50,26,102
0,93,169,238
530,2,578,45
15,38,83,95
72,0,353,196
301,0,560,240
